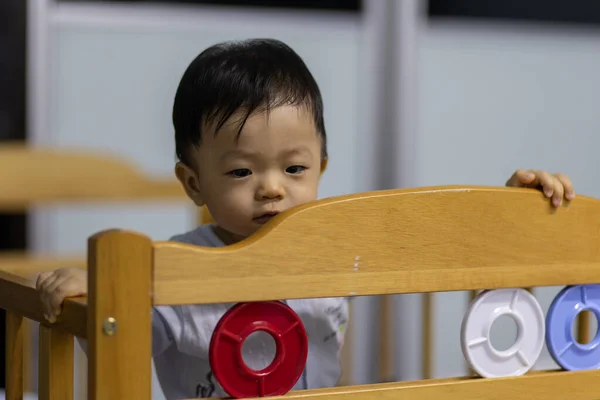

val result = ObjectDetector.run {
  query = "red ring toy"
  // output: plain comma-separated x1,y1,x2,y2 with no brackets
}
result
209,301,308,398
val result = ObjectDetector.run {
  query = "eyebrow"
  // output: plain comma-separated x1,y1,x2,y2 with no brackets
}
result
283,146,313,159
218,146,313,163
219,149,256,163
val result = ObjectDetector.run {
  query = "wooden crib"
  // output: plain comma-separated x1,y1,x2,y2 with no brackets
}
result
1,185,599,399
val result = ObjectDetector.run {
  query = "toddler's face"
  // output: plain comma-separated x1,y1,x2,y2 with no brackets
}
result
179,105,325,244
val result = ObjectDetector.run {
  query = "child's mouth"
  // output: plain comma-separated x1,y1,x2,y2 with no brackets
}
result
253,212,279,224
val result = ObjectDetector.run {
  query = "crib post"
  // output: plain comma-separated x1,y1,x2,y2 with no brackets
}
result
38,325,74,400
5,311,24,400
87,230,153,400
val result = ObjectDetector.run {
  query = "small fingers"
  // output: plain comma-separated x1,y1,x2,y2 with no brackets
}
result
43,277,87,323
537,171,577,207
554,173,575,201
506,169,536,187
38,274,60,320
43,275,70,315
35,271,51,290
52,280,85,310
36,269,69,322
527,170,566,207
507,169,575,208
40,277,65,322
531,170,556,198
550,178,564,207
36,271,55,291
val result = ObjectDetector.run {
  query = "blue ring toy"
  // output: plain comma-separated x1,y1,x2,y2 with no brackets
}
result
546,284,600,371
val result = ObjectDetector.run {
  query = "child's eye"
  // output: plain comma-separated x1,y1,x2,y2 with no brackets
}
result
228,168,252,178
286,165,306,175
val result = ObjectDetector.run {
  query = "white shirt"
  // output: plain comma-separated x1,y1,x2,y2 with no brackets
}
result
151,224,349,399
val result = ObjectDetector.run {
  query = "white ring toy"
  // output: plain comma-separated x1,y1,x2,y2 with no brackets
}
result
461,288,545,378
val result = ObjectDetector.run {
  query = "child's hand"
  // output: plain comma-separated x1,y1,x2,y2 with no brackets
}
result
505,169,574,207
36,267,87,323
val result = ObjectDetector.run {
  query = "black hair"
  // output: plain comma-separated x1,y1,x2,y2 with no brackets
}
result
172,38,327,165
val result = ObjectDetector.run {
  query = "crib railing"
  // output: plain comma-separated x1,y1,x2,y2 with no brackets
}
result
2,186,599,399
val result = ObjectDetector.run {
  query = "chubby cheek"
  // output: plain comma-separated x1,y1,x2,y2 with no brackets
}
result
207,185,254,230
288,178,320,207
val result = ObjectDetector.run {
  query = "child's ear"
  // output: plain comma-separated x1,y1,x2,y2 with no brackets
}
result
175,162,205,207
320,157,328,177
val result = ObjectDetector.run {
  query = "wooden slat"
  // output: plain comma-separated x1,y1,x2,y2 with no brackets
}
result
468,291,477,376
378,295,393,383
38,324,74,400
0,270,87,337
153,186,600,305
422,293,432,379
23,319,32,393
87,229,152,400
259,370,600,400
5,312,24,400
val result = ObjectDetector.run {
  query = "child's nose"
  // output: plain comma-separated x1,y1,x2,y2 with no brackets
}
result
256,177,284,200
